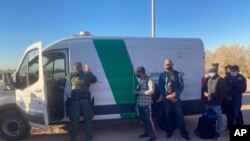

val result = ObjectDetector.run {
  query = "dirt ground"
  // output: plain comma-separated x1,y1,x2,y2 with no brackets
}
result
0,92,248,141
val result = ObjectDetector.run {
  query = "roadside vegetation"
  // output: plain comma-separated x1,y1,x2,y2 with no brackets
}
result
205,44,250,78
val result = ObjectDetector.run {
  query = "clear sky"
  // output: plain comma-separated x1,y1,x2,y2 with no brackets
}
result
0,0,250,70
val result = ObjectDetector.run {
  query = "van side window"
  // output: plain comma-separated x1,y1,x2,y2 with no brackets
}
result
44,61,54,81
28,50,39,86
17,49,39,89
18,54,29,89
53,59,65,80
43,53,66,81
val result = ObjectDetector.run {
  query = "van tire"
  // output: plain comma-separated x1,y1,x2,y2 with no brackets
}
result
156,107,167,131
0,110,30,141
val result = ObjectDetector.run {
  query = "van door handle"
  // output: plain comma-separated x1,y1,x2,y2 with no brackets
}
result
35,89,42,93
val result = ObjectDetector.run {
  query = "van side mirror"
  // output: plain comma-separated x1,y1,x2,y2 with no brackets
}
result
12,72,22,89
3,73,14,90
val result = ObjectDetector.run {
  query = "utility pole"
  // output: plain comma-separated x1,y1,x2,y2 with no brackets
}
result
151,0,155,37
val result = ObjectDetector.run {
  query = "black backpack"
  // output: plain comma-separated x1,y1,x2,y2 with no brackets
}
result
195,109,217,139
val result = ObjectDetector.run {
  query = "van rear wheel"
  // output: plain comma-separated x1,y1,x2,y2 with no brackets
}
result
0,111,30,141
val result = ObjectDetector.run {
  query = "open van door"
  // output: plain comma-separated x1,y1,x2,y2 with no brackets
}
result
15,41,49,128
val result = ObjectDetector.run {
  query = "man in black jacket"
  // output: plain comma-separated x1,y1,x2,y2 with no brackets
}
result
202,63,227,138
225,65,246,128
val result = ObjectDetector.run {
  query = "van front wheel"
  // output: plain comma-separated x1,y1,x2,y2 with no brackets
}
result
0,111,30,141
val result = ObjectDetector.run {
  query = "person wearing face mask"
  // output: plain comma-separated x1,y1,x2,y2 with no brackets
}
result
135,67,156,141
158,59,190,140
222,65,232,107
225,65,246,128
224,65,232,78
202,63,227,138
221,65,233,128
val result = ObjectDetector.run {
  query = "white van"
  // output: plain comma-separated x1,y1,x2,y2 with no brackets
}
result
0,34,204,140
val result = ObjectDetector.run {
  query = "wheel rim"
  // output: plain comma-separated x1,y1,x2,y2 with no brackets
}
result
2,117,23,137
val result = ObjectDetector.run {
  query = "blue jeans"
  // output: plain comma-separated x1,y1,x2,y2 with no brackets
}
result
138,105,156,137
206,104,222,134
164,99,189,137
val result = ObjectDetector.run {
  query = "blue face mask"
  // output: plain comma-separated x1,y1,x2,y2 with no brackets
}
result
230,72,238,77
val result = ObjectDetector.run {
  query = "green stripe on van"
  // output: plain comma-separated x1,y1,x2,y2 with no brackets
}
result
93,39,137,119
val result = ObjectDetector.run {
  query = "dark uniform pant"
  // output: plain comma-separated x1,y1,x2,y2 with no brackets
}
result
69,99,93,141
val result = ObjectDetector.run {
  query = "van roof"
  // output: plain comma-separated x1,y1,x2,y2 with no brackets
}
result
43,35,203,51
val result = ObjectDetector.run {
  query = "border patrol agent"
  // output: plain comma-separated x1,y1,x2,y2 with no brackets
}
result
65,62,97,141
